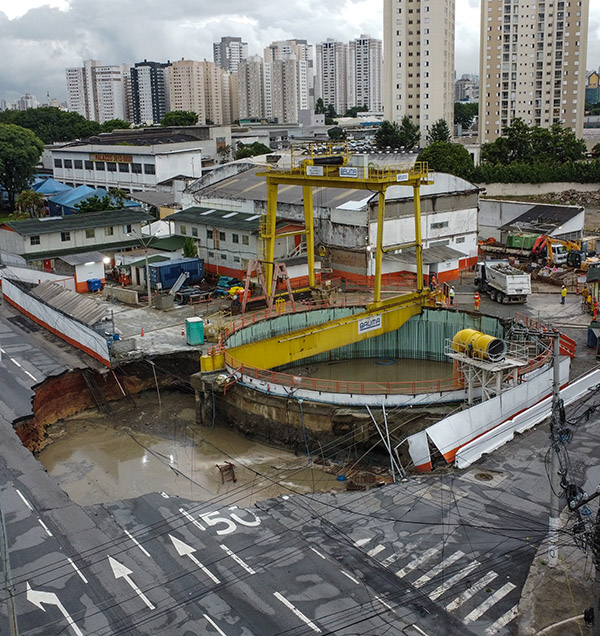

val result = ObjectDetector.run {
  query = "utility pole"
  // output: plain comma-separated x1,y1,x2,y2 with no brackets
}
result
548,331,562,568
0,488,19,636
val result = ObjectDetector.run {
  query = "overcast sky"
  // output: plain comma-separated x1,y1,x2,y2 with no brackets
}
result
0,0,598,104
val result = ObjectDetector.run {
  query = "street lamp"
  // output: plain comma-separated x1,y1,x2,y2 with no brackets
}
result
128,228,154,309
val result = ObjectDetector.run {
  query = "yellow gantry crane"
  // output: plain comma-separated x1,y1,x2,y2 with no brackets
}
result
256,142,433,306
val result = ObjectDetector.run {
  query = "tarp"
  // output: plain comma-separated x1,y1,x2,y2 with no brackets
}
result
32,177,72,196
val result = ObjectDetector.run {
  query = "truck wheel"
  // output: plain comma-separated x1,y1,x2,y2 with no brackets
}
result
490,289,497,301
502,294,510,304
496,292,504,303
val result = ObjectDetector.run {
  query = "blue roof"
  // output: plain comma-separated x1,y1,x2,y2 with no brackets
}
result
49,185,96,207
32,178,72,196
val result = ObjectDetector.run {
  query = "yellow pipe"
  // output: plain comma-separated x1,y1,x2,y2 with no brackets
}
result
452,329,506,362
374,188,387,303
264,179,278,291
303,185,316,287
414,184,423,292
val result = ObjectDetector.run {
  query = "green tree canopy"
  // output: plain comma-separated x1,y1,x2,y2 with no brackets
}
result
13,189,46,219
344,106,369,117
417,142,474,180
0,124,44,209
100,119,131,133
75,194,116,214
315,98,326,115
183,236,198,258
160,111,199,127
0,107,101,143
374,116,421,151
454,102,478,129
427,119,452,144
235,141,271,160
327,127,346,140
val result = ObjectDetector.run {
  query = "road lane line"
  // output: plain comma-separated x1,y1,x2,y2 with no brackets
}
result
484,604,519,635
463,582,516,624
67,557,88,584
375,596,398,615
38,519,53,537
15,488,33,510
412,550,465,588
396,546,441,579
310,547,326,559
354,537,371,547
179,507,206,531
220,544,255,575
445,571,498,611
273,592,321,633
24,369,38,381
341,570,360,585
203,614,227,635
125,530,151,557
367,544,386,557
428,559,480,600
10,358,22,368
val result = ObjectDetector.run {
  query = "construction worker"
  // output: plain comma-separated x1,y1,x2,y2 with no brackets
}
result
449,286,455,306
581,285,589,305
594,299,599,321
474,291,481,311
560,284,567,305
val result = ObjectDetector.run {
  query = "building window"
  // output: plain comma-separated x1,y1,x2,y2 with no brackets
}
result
54,158,62,168
221,254,227,261
85,228,95,239
61,231,71,242
192,227,198,237
208,251,215,258
180,224,187,235
219,231,226,241
95,161,105,171
143,164,155,175
131,163,142,174
63,159,73,169
456,236,466,244
232,233,239,244
106,162,117,172
123,224,132,234
30,235,40,246
105,226,114,237
85,160,93,170
233,256,241,263
242,235,249,246
74,160,83,169
118,163,130,173
206,229,213,239
430,221,449,230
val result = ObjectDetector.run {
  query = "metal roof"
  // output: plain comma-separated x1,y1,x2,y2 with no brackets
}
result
129,191,178,207
128,255,171,269
57,251,106,266
31,281,109,326
499,204,584,233
391,245,466,265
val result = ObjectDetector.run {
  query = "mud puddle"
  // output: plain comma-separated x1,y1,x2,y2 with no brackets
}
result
37,391,347,507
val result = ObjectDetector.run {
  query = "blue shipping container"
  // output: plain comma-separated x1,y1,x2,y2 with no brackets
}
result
148,258,204,290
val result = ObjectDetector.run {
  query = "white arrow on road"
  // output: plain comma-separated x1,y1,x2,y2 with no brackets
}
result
26,582,83,636
168,534,220,584
107,556,155,610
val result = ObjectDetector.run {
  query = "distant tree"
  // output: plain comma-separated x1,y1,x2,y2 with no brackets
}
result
0,107,101,143
374,120,403,149
235,141,271,160
108,187,128,208
398,115,421,151
160,110,198,127
344,105,369,117
14,189,45,219
326,104,337,120
454,102,478,130
0,124,44,209
75,194,116,214
183,236,198,258
315,98,326,114
217,144,232,164
427,119,452,144
100,118,131,133
328,127,346,140
417,142,474,180
591,143,600,158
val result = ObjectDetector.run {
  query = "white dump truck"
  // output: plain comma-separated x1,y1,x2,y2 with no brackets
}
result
474,261,531,304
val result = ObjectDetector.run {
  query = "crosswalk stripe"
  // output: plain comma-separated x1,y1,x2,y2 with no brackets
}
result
367,544,386,557
445,570,498,612
381,543,417,568
413,550,465,588
396,546,441,579
429,559,480,601
354,538,371,547
484,605,519,635
463,582,516,624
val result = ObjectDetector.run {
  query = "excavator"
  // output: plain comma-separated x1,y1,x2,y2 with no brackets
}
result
531,235,600,269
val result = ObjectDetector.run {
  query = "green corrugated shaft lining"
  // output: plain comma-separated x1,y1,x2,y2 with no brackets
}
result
226,307,504,367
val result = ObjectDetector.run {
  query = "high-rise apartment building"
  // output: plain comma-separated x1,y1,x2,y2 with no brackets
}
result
315,39,349,115
349,35,383,111
130,60,171,125
479,0,589,143
238,55,266,120
383,0,455,136
213,36,248,73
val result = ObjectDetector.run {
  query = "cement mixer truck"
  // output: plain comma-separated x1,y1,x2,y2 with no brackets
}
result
475,261,531,304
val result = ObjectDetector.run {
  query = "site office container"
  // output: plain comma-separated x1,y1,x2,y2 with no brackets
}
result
148,258,204,291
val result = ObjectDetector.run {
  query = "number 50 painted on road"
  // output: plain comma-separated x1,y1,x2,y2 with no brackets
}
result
199,506,260,535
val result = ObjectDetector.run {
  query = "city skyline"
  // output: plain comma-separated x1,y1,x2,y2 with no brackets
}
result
0,0,599,105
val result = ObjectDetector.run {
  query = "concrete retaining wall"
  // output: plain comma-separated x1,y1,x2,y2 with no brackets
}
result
478,182,599,197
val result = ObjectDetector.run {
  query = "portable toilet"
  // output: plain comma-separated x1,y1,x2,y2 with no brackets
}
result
185,317,204,346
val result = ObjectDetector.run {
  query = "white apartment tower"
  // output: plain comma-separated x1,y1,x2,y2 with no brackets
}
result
315,39,349,115
479,0,590,143
383,0,455,136
213,36,248,73
238,55,266,120
349,35,383,111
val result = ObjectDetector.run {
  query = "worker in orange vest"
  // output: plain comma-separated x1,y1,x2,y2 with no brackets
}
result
594,299,598,320
474,291,481,311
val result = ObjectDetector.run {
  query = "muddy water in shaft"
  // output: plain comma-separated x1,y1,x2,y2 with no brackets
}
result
37,392,345,507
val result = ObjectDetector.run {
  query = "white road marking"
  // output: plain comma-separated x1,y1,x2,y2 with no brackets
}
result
428,559,480,600
413,550,465,588
15,488,33,510
27,583,83,636
396,546,441,579
203,613,227,635
341,570,360,584
273,591,321,633
108,556,155,610
463,582,516,624
169,535,220,584
446,571,498,611
38,519,53,537
375,596,398,615
24,369,38,381
179,507,206,531
10,358,21,368
220,544,255,575
354,537,371,547
66,557,88,584
160,492,169,498
125,530,151,557
484,605,519,635
367,544,386,557
310,547,326,559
